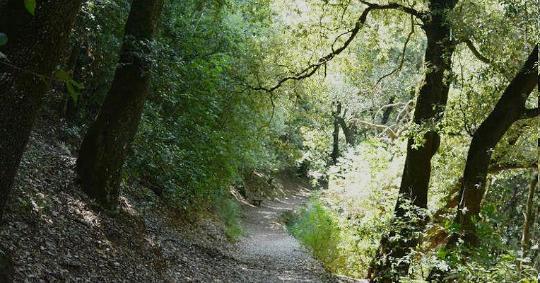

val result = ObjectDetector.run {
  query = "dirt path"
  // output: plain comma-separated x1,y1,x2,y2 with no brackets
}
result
0,120,355,282
229,176,353,282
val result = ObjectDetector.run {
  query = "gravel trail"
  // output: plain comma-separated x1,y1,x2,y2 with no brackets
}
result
229,177,357,283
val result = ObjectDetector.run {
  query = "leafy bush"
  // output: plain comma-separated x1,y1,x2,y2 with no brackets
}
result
217,198,244,241
289,200,341,267
289,140,400,278
125,0,297,213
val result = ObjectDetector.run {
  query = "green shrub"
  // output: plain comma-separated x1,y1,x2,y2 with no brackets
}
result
289,200,342,267
217,198,244,241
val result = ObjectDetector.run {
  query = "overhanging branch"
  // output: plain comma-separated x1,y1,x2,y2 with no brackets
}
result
488,161,538,174
251,1,425,93
358,0,425,19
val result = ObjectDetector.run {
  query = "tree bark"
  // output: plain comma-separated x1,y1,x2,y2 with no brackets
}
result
455,45,537,246
0,249,13,283
0,0,82,220
77,0,163,210
370,1,458,281
521,172,538,261
337,116,356,146
428,45,538,281
380,96,395,125
331,102,342,165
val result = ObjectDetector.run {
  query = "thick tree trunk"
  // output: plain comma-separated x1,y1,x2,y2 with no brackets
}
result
77,0,163,210
370,0,458,280
331,102,342,165
0,0,82,220
428,45,538,281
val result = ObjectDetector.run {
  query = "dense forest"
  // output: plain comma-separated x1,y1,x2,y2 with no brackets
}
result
0,0,538,282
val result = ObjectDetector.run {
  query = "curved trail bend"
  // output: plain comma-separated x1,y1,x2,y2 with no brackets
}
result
230,175,361,283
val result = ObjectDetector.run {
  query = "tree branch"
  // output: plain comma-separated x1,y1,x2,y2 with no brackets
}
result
432,161,537,219
488,161,538,174
358,0,425,19
520,108,539,120
374,14,415,86
463,39,492,64
251,1,424,93
354,119,398,139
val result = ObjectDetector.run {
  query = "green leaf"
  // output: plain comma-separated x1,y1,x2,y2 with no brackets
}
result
70,79,84,89
24,0,36,16
54,69,83,104
0,33,7,46
66,81,79,104
54,69,70,81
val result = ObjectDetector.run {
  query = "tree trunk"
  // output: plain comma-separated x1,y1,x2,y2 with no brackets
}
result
0,249,13,283
455,45,537,245
0,0,82,220
331,102,342,165
76,0,163,210
521,172,538,261
337,105,356,146
428,45,538,281
380,96,395,125
338,118,356,146
370,0,458,280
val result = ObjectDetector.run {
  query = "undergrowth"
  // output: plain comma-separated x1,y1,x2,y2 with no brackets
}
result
216,198,244,241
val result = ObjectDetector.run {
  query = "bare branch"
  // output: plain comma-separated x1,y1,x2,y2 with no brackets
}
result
374,101,407,118
355,119,398,139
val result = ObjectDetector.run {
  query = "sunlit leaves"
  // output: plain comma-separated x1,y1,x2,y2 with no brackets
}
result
24,0,36,16
54,69,84,103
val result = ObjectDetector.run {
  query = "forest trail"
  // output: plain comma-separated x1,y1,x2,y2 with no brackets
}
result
230,174,360,283
0,122,360,282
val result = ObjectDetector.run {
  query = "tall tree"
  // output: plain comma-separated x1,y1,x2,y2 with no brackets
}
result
453,45,538,245
0,0,83,220
76,0,164,210
370,0,459,280
428,44,538,281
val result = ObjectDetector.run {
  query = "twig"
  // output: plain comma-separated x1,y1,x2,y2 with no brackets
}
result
374,14,415,86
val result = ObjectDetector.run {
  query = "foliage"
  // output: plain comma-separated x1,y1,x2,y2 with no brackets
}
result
290,140,401,278
216,198,244,240
127,0,297,213
48,0,538,277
